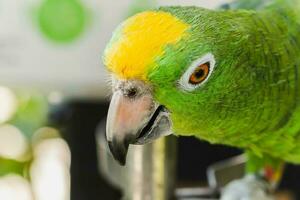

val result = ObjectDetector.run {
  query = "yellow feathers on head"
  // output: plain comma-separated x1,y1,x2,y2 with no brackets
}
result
104,11,189,81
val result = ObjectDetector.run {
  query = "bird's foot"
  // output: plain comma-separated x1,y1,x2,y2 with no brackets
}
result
221,175,274,200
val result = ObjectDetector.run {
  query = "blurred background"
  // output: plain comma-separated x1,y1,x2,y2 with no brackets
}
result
0,0,299,199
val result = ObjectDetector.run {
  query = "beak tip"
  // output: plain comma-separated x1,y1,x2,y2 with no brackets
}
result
119,159,126,166
108,140,128,166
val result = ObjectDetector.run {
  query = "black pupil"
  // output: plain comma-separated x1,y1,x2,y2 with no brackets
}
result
194,63,209,79
194,68,204,79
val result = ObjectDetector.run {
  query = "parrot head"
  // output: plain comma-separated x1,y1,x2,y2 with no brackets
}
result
103,7,263,165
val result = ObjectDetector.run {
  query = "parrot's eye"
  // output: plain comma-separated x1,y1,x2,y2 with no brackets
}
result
189,62,210,85
179,53,216,91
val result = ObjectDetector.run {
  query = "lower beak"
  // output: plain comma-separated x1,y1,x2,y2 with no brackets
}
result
106,90,171,165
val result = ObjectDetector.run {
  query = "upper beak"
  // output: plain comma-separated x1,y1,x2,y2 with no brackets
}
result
106,81,172,165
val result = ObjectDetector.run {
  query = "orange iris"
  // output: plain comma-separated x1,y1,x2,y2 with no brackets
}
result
189,62,210,85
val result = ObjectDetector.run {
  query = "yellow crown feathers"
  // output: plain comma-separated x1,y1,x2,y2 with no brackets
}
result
104,11,189,81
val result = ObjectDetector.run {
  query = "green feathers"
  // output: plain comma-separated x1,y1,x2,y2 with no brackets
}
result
146,2,300,164
221,0,273,10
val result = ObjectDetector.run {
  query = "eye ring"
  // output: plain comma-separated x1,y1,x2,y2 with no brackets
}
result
178,53,216,91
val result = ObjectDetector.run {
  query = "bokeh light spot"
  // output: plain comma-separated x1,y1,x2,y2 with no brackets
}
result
0,124,28,160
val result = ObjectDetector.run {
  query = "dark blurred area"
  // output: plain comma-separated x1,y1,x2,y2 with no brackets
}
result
49,101,122,200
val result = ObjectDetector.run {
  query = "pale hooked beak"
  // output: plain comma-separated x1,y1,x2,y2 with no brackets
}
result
106,80,172,165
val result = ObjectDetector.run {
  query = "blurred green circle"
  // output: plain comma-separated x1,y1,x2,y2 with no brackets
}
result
38,0,87,43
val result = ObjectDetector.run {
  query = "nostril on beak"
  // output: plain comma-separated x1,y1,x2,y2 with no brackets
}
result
126,88,138,98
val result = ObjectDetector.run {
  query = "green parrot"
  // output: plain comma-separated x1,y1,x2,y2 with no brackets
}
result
103,0,300,198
